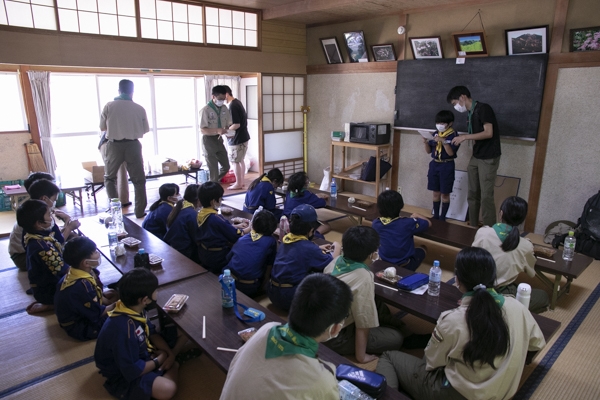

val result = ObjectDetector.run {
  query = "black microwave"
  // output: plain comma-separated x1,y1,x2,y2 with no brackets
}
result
349,123,391,145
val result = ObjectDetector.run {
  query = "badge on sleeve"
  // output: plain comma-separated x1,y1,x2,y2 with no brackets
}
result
431,327,444,343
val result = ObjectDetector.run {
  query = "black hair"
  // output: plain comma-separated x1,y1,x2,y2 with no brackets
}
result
248,168,283,191
342,226,380,263
198,181,224,208
446,85,471,103
252,210,277,236
455,247,509,369
119,79,134,95
289,274,353,338
167,184,199,228
287,171,308,196
222,85,233,96
212,85,227,96
377,190,404,218
499,196,528,252
24,172,54,192
63,236,97,268
16,199,49,233
435,110,455,124
149,183,179,211
119,268,158,308
288,213,314,236
28,179,60,200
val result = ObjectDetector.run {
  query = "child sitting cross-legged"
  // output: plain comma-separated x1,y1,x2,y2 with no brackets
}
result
243,168,284,219
142,183,180,240
282,171,331,237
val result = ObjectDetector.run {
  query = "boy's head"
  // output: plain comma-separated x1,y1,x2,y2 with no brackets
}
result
119,268,158,308
28,179,61,207
287,171,308,193
377,190,404,218
435,110,455,127
198,181,224,208
252,210,277,237
342,226,380,263
24,172,54,192
16,199,51,233
289,274,353,340
289,204,320,236
63,236,100,270
446,85,471,103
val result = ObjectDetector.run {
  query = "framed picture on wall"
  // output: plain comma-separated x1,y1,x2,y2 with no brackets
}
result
409,36,444,59
570,26,600,52
343,31,369,62
505,25,549,55
320,37,344,64
451,31,488,57
371,44,397,61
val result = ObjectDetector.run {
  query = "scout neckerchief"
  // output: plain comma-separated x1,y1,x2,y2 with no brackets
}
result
60,267,102,301
261,175,271,183
282,233,308,244
289,188,306,198
159,201,175,208
24,231,64,275
435,127,455,160
24,230,63,252
114,94,132,101
331,256,370,277
462,288,505,308
197,207,217,226
379,216,400,225
493,223,512,243
265,323,319,359
250,230,263,242
467,100,478,134
109,300,156,351
207,101,223,128
182,200,195,210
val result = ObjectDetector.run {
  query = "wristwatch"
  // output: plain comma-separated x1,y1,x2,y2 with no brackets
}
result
153,358,159,369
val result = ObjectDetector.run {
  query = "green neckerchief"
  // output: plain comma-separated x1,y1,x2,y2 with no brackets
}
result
114,94,132,101
282,233,308,244
492,223,512,243
207,101,223,128
289,188,306,198
331,256,370,277
197,207,217,226
467,100,478,134
250,230,263,242
379,216,400,225
435,127,455,160
265,323,319,359
462,288,505,308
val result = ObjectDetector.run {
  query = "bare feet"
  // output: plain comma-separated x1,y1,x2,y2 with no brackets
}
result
26,302,54,314
228,184,244,190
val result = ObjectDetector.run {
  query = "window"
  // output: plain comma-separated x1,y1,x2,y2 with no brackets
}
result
205,6,257,47
0,0,57,30
262,76,304,131
0,72,28,132
56,0,137,37
140,0,203,43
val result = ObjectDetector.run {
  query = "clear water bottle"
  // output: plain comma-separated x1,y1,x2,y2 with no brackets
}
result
563,230,576,261
221,269,234,308
516,283,531,309
330,178,337,198
110,198,124,233
279,215,289,242
107,222,118,253
338,380,374,400
428,260,441,296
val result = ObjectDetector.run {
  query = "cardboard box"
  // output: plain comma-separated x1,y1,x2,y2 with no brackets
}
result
162,161,178,174
82,161,105,183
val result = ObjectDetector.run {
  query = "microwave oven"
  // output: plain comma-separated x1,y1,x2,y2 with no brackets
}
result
349,123,391,145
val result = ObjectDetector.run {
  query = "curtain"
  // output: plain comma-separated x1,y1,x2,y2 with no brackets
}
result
204,75,241,104
27,71,57,175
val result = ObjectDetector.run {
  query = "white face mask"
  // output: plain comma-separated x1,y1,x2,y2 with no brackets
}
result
43,218,55,231
436,124,447,132
214,201,221,210
214,99,225,107
323,321,344,342
85,257,102,267
454,103,467,113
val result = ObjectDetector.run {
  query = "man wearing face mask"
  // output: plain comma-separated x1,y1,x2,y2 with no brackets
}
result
447,86,501,227
220,273,352,400
200,85,234,182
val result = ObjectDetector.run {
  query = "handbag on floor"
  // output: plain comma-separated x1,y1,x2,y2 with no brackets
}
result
360,156,392,182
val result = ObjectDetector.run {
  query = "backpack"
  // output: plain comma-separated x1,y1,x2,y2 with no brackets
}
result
574,190,600,259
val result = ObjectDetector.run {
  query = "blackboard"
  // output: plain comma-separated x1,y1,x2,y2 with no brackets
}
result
393,54,548,140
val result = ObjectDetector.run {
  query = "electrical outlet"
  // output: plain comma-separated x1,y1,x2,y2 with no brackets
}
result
398,186,402,194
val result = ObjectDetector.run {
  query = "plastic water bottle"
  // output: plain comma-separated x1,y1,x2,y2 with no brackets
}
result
279,215,289,242
221,269,234,308
428,260,441,296
134,248,150,269
563,230,576,261
330,178,337,198
107,222,118,253
516,283,531,309
110,198,124,233
338,380,374,400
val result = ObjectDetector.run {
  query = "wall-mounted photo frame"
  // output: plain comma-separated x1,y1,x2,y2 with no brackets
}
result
371,44,397,61
452,31,488,57
343,31,369,62
320,37,344,64
505,25,549,55
409,36,444,59
570,26,600,52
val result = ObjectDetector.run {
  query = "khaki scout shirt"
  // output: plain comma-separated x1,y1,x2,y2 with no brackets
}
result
425,296,545,400
220,322,339,400
200,102,233,131
99,100,149,141
472,227,537,287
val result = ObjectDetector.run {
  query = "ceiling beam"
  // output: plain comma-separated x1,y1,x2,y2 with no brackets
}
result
263,0,358,20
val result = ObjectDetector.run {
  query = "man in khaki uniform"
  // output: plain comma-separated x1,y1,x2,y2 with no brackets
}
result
220,274,351,400
200,85,233,182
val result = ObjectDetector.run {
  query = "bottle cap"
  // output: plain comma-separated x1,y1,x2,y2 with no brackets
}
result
111,198,119,202
433,260,440,267
224,269,231,276
568,230,574,236
138,248,145,254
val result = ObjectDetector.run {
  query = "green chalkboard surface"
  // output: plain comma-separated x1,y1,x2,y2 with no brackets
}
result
393,54,548,140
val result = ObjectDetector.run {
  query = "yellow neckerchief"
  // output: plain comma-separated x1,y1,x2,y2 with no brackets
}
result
197,207,217,226
379,216,401,225
250,230,263,241
283,233,308,244
181,200,195,210
24,231,63,253
60,267,103,301
261,176,271,183
109,300,155,351
435,127,455,160
159,201,175,208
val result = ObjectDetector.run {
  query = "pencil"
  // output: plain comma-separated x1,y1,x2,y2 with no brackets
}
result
202,316,206,339
217,347,239,353
351,205,367,212
537,257,556,263
375,282,398,291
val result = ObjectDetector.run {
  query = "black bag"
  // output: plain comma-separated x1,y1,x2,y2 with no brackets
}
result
336,364,387,399
360,156,392,182
574,190,600,260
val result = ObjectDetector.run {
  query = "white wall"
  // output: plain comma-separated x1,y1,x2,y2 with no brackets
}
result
0,133,32,181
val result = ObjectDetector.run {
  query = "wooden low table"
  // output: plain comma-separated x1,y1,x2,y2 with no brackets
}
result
3,178,88,213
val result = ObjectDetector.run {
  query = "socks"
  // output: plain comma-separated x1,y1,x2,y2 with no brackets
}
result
441,202,450,221
433,201,440,219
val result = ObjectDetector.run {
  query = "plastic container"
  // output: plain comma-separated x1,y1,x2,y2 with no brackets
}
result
107,223,118,253
330,178,337,198
563,230,576,261
428,260,441,296
516,283,531,309
338,380,374,400
221,269,234,308
279,215,289,242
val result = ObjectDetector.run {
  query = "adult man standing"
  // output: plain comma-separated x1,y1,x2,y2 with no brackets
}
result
447,86,501,227
100,79,149,218
223,85,250,190
98,132,130,206
200,85,233,183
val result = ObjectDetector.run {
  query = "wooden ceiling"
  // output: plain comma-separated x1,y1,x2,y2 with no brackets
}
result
206,0,511,26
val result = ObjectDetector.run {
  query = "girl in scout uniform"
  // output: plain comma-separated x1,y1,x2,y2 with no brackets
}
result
164,184,201,263
283,171,331,237
243,168,284,219
142,183,180,240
